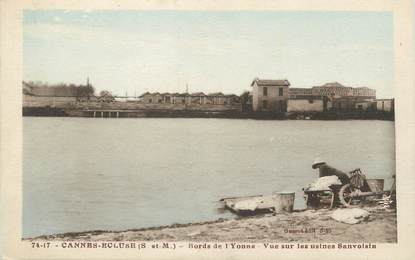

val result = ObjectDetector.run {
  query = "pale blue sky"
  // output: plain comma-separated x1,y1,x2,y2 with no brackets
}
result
23,11,394,98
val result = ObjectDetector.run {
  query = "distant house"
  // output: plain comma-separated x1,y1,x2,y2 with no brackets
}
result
161,92,172,103
190,92,207,104
311,82,376,99
139,91,240,105
224,94,241,104
140,92,187,104
139,92,163,104
138,92,151,102
375,99,394,112
171,93,188,104
207,92,225,104
210,92,236,105
251,78,290,112
329,96,374,112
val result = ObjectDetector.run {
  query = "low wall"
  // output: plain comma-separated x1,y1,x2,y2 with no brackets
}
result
376,100,393,112
23,96,78,108
287,99,324,112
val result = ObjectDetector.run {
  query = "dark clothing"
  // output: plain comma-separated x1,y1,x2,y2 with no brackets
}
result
318,164,350,185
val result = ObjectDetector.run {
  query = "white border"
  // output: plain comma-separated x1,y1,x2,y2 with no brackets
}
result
1,0,414,259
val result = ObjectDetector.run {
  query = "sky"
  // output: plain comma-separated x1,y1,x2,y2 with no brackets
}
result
23,10,394,98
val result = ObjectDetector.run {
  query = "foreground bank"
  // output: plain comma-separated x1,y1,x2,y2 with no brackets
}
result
29,206,396,243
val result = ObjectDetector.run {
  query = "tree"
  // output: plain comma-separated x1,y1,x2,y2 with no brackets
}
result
240,91,252,104
240,91,252,112
99,90,115,102
76,85,95,100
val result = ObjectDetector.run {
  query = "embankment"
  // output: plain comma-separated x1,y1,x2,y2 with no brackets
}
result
23,106,395,121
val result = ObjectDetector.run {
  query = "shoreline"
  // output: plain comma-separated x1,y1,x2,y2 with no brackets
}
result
22,107,395,121
26,206,397,243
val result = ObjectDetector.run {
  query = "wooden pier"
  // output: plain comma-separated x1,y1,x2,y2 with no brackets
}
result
83,110,146,118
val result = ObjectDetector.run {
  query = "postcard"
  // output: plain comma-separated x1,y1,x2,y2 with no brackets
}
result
1,0,414,259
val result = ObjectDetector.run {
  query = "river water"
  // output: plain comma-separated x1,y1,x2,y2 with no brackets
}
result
23,117,395,237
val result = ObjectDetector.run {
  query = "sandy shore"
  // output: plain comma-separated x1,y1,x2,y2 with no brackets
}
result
29,206,396,243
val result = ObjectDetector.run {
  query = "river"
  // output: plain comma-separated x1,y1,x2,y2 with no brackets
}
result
23,117,395,237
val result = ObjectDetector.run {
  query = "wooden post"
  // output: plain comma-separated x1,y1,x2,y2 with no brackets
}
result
101,111,103,118
93,111,96,118
117,111,119,118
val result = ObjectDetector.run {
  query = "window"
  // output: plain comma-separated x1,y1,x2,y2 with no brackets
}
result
148,98,152,103
165,96,171,103
263,87,268,96
158,99,162,103
279,87,283,96
262,100,268,109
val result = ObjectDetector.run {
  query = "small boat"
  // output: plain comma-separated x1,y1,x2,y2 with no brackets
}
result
220,195,275,215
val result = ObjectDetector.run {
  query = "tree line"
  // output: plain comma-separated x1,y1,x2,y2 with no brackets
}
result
24,81,95,97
